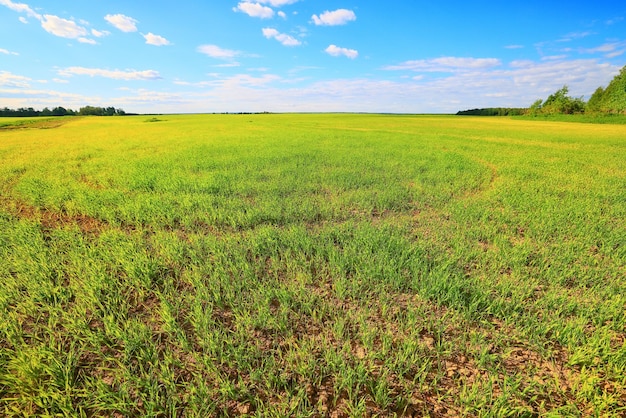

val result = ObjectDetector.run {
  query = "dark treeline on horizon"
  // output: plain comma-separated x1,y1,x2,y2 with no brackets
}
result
456,108,527,116
0,106,127,117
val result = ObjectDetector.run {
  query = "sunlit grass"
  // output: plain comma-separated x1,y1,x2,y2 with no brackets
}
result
1,114,625,416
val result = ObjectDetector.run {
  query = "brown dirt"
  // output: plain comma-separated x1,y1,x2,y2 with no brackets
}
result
0,117,75,130
0,196,108,234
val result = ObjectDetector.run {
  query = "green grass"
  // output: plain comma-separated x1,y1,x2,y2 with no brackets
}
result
1,114,625,416
516,113,626,124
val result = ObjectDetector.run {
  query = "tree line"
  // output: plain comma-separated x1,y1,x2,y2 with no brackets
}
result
456,107,527,116
458,64,626,116
0,106,126,117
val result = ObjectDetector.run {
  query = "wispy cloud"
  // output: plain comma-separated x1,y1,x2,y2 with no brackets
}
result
58,67,162,81
312,9,356,26
214,62,242,68
581,41,626,58
541,55,567,61
78,37,97,45
105,14,138,32
557,31,594,42
0,48,19,55
257,0,298,6
41,14,88,39
0,0,41,19
197,44,241,59
143,32,171,46
234,2,274,19
215,73,282,88
384,57,502,72
262,28,301,46
174,80,216,88
91,28,110,37
0,86,102,110
174,74,282,89
1,1,99,43
0,70,31,87
325,45,358,59
606,16,623,25
0,0,104,44
505,45,524,49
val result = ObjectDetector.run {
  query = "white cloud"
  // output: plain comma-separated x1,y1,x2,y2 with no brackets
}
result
52,78,69,83
277,11,286,19
91,28,110,37
78,37,97,45
104,14,138,32
0,71,31,88
231,73,281,86
214,62,242,68
197,44,240,59
312,9,356,26
0,0,41,19
207,73,282,89
41,14,89,39
606,17,623,25
505,45,524,49
2,2,103,43
40,15,86,38
115,89,189,106
0,48,19,55
557,31,594,42
58,67,162,81
0,86,102,110
143,32,171,46
325,44,358,59
541,55,567,61
258,0,298,6
262,27,301,46
384,57,502,72
234,2,274,19
582,41,626,58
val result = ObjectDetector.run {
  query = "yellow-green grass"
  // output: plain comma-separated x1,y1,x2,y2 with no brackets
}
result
1,114,625,416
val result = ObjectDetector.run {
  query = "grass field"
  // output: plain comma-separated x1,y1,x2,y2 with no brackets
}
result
0,114,625,417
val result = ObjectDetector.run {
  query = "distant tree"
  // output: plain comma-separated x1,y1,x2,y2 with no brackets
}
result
79,106,102,116
589,65,626,114
52,106,68,116
456,107,527,116
586,87,605,113
78,105,126,116
530,85,585,115
528,99,543,116
0,106,80,117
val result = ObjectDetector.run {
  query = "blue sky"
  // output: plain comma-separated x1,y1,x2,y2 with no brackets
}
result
1,0,625,113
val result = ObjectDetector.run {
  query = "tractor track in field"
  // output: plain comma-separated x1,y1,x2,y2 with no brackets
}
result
0,117,78,131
